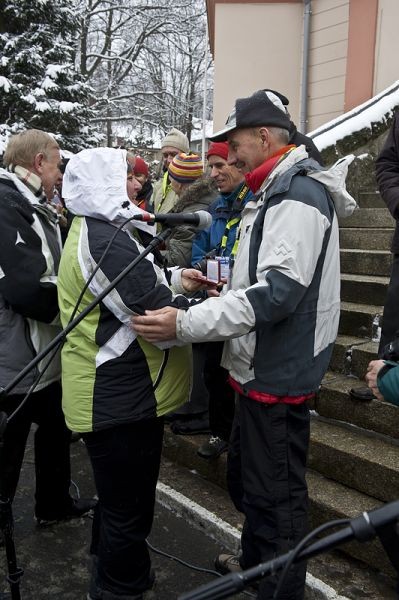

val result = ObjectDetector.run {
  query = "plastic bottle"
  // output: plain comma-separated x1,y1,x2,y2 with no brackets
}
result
371,314,381,343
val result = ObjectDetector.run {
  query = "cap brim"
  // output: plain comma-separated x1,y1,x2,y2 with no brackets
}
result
208,123,237,142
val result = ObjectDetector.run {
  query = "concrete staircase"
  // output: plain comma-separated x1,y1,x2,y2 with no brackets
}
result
161,191,399,597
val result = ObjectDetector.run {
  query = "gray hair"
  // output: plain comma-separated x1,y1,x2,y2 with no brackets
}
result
267,126,290,145
3,129,59,168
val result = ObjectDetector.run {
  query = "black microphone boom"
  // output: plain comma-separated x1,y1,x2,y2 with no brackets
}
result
132,210,212,230
178,499,399,600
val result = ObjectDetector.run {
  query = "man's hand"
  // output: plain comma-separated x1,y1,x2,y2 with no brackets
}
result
131,306,178,342
365,359,385,401
181,268,217,293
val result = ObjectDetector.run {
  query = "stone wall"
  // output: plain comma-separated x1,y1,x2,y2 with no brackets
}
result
319,108,399,200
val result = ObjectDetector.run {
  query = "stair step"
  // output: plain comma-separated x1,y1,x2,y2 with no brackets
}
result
159,455,396,599
315,370,399,439
339,227,393,250
339,208,395,228
355,191,385,208
307,469,394,577
339,301,383,337
162,431,397,579
330,335,378,379
340,248,392,276
309,417,399,501
340,273,389,305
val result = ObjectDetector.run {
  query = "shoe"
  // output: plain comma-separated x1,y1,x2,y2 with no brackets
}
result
197,436,228,459
170,416,210,435
349,386,376,401
36,497,97,526
214,553,242,575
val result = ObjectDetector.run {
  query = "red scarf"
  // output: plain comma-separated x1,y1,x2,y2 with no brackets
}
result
245,145,296,193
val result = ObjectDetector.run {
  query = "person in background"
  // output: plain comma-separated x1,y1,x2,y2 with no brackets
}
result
133,156,153,211
192,141,253,459
150,128,190,215
351,111,399,401
126,152,143,205
58,147,207,600
0,129,96,528
163,152,218,436
162,152,217,268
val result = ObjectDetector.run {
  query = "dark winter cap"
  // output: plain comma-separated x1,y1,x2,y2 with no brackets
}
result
209,90,291,142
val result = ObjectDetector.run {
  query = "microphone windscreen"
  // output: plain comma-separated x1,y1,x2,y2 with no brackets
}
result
195,210,212,230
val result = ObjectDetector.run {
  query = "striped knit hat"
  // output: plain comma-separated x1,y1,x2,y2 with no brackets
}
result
168,152,203,184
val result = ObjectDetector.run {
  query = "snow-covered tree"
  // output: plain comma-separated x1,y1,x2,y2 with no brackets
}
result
76,0,212,146
0,0,102,153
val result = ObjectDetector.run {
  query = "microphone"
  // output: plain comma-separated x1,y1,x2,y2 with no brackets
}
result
132,210,212,230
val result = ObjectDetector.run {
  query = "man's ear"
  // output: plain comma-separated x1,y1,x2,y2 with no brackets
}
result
32,152,45,175
259,127,270,146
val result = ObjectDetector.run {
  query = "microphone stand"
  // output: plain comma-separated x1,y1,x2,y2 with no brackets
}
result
179,500,399,600
0,227,172,599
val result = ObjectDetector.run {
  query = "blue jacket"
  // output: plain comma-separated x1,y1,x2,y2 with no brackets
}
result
191,182,253,266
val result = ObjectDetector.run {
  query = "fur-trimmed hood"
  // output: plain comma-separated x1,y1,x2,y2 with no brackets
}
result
172,177,218,213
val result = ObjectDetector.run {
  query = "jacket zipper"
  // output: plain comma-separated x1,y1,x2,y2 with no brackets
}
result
153,349,170,391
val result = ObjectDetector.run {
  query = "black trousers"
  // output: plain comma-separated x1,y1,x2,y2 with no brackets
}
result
204,341,235,442
379,253,399,354
227,396,310,600
0,381,72,518
83,417,164,598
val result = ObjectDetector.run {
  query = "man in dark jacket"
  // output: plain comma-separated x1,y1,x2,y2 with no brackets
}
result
375,112,399,349
351,111,399,401
0,129,95,527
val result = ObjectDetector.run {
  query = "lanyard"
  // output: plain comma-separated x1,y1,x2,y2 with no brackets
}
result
220,183,250,258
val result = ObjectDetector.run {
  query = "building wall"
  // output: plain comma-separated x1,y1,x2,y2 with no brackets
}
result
212,2,303,130
307,0,350,131
209,0,398,135
374,0,399,94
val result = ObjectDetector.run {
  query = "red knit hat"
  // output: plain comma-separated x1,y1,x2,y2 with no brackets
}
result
133,156,149,177
207,142,229,161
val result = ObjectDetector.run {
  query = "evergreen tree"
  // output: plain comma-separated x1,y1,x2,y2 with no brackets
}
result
0,0,101,153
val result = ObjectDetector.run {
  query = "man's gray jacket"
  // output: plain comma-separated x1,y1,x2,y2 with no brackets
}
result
176,146,356,396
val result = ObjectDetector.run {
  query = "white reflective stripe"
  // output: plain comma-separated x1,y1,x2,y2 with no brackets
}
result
30,213,59,284
96,324,136,368
0,266,4,279
314,214,340,356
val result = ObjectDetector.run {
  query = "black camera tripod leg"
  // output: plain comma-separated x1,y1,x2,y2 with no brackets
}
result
0,412,23,599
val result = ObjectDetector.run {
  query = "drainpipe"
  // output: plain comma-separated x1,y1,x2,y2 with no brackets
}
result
299,0,312,133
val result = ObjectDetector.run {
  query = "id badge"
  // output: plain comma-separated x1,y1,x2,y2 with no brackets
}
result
206,259,220,283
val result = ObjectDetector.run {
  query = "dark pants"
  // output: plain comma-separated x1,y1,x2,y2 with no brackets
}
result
204,342,235,442
0,381,72,518
379,253,399,354
83,417,164,598
172,343,209,417
227,396,310,600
